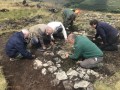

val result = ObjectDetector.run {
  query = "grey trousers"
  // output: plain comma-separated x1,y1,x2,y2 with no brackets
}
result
80,57,103,69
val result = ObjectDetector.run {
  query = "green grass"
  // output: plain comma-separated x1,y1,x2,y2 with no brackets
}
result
0,9,38,22
94,71,120,90
0,67,7,90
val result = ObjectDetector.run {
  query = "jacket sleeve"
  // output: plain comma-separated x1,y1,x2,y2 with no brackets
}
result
95,32,99,39
97,27,107,44
38,33,45,46
15,40,33,59
69,45,82,60
60,23,67,40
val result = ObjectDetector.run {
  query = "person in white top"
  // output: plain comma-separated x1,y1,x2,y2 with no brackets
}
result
47,21,67,41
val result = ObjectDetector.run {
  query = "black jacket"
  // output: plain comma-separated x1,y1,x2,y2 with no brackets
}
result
5,32,33,59
95,22,118,44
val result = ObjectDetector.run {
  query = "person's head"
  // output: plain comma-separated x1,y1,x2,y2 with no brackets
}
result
89,19,98,29
67,33,76,45
45,26,53,35
74,9,81,15
21,29,29,39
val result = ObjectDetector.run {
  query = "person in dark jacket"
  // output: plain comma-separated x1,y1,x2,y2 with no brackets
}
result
5,29,35,61
65,33,103,69
90,19,119,51
62,9,80,30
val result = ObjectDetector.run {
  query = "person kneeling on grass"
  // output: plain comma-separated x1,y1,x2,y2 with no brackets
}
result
5,29,35,61
65,33,103,69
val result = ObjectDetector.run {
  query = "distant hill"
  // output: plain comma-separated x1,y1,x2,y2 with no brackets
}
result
31,0,120,13
64,0,120,13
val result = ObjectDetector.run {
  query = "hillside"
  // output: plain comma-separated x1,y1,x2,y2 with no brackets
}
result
0,1,120,90
28,0,120,13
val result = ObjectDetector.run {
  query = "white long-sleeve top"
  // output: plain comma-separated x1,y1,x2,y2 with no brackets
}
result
47,21,67,40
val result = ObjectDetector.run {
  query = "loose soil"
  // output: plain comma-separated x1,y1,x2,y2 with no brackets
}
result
0,32,120,90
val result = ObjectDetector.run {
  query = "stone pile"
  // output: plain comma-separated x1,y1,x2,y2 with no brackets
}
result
33,50,100,90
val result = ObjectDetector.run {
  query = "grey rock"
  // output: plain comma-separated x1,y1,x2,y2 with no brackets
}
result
90,70,99,78
51,79,60,86
57,50,66,59
63,80,73,90
56,64,61,68
33,59,43,69
86,69,91,75
48,66,57,73
49,52,54,56
43,63,49,67
47,61,54,66
43,51,54,56
56,70,68,80
41,68,47,75
83,74,89,81
53,57,61,64
87,83,94,90
74,80,90,89
78,73,84,78
67,68,79,79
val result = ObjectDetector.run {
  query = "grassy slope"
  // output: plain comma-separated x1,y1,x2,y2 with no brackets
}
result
0,1,120,90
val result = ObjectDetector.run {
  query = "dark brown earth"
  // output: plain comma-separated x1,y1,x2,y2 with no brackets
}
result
0,32,120,90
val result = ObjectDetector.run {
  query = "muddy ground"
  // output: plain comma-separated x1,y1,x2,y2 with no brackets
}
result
0,31,120,90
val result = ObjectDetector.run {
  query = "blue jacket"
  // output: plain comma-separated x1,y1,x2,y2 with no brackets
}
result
5,32,33,59
95,22,118,44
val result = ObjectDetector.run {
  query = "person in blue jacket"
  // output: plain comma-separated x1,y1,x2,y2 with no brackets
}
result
90,19,119,51
5,29,35,61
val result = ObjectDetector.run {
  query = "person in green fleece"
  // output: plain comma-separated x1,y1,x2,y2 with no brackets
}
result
65,33,103,69
62,9,80,30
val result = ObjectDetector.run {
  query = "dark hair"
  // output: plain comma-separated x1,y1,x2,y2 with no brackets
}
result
89,19,98,25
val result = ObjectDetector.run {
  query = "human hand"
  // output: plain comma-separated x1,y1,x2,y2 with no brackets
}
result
65,53,69,58
92,37,96,41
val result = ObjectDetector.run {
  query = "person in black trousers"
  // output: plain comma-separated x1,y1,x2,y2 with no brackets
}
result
90,19,119,51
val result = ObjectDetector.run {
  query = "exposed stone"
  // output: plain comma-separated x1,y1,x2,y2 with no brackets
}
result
63,80,73,90
56,64,61,68
86,69,91,75
43,63,49,67
51,79,60,86
47,61,54,66
43,52,49,56
41,68,47,75
56,70,68,80
76,67,86,73
43,51,54,56
74,80,90,89
87,83,94,90
78,73,85,78
49,52,54,56
33,59,43,69
67,68,79,79
83,74,89,81
72,77,80,82
90,70,99,78
53,57,62,64
57,50,66,59
48,66,57,73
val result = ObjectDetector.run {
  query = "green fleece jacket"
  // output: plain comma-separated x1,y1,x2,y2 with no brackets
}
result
69,35,103,60
63,9,74,19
